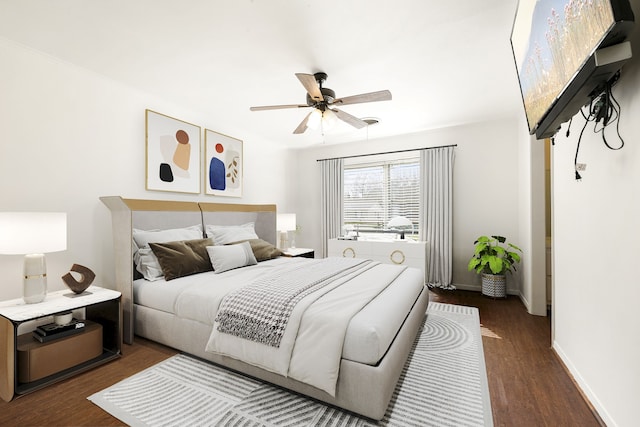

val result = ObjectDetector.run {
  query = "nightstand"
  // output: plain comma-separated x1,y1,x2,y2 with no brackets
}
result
0,286,122,402
282,247,315,258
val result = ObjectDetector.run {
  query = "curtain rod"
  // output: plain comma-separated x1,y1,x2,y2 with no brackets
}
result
315,144,457,162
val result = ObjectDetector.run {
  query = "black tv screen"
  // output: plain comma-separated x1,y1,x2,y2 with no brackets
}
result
511,0,634,138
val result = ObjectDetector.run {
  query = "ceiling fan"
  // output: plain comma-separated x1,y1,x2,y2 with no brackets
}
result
249,72,392,134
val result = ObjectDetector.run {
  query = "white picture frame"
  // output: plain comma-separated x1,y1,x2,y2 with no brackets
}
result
145,109,201,194
204,129,243,197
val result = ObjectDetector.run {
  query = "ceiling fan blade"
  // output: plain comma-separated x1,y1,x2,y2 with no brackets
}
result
293,112,312,134
250,104,308,111
333,90,392,106
331,108,368,129
295,73,324,102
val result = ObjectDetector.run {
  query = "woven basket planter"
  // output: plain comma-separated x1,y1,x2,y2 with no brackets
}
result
481,273,506,298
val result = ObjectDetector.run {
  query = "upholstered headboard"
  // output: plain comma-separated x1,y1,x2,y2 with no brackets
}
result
100,196,277,344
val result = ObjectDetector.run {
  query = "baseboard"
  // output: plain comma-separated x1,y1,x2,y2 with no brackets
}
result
453,283,520,296
451,283,480,292
552,342,609,426
518,291,531,312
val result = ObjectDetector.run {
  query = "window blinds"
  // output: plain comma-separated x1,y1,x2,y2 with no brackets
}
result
343,159,420,230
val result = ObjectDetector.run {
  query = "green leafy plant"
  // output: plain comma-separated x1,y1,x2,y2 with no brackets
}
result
468,235,522,275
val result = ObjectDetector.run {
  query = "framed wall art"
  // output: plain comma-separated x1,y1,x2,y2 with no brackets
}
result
205,129,243,197
145,109,201,194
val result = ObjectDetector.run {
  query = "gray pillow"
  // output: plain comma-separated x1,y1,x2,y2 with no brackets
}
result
206,241,258,273
228,238,283,261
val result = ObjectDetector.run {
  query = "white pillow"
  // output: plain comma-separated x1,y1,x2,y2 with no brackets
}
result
134,248,164,281
206,241,257,273
205,222,259,245
132,225,203,280
133,225,203,249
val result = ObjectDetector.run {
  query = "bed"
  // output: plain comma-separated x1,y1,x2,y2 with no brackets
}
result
100,196,429,420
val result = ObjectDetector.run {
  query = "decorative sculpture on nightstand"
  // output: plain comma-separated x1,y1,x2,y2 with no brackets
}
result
61,264,95,295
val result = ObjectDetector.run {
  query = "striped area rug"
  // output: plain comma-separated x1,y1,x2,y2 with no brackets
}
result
88,302,492,426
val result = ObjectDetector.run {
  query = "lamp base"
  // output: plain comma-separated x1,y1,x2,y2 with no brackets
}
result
23,254,47,304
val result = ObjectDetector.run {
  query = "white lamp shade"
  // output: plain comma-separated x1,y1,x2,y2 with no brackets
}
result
322,109,338,129
0,212,67,254
307,109,338,131
277,213,297,232
387,216,413,228
307,109,322,130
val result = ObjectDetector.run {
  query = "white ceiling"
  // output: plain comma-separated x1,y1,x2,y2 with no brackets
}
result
0,0,524,148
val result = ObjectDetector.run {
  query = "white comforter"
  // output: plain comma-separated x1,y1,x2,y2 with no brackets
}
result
205,257,407,396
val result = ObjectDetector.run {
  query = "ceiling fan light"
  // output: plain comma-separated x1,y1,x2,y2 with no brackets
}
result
323,109,338,129
307,109,322,130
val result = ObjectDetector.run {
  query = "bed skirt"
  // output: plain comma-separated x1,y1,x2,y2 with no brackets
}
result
133,284,429,420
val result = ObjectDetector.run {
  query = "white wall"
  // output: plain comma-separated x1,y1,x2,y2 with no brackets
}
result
517,117,548,316
550,26,640,426
0,37,295,301
293,119,523,291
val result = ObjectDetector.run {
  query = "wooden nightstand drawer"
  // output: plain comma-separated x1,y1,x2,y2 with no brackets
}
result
17,321,103,383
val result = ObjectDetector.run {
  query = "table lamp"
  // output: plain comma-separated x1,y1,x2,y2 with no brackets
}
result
387,216,413,239
0,212,67,303
276,213,296,249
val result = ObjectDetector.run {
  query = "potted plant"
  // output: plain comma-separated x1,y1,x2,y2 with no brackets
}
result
467,235,522,298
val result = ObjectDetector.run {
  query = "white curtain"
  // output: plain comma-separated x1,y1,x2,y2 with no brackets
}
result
320,158,343,258
420,146,455,289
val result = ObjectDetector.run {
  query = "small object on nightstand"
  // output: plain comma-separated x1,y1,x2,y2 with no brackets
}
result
53,311,73,325
62,263,95,295
33,318,85,343
282,248,314,258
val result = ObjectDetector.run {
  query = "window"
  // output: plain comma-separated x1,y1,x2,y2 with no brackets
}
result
343,158,420,238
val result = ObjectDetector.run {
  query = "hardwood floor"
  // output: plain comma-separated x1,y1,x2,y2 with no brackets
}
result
0,290,600,426
430,290,601,427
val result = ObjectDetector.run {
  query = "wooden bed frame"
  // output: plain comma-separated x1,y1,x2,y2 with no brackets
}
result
100,196,429,420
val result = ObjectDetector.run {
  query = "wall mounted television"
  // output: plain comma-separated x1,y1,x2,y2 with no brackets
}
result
511,0,635,139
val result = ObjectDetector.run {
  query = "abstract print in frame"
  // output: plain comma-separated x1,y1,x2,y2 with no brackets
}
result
145,109,201,194
205,129,243,197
